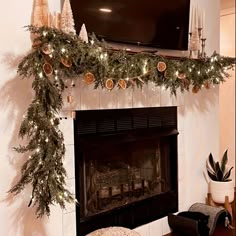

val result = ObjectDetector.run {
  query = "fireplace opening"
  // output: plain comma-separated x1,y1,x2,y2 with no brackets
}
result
74,107,178,235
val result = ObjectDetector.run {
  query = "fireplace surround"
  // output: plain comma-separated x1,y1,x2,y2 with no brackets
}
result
74,107,179,235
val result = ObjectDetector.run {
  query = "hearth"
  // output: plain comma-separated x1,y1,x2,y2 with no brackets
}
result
74,107,178,235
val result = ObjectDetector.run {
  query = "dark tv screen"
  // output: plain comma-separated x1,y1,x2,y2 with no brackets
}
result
71,0,190,50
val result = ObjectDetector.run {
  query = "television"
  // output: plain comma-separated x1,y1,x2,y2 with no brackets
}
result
70,0,190,51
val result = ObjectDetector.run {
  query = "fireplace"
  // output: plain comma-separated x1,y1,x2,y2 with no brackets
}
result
74,107,178,235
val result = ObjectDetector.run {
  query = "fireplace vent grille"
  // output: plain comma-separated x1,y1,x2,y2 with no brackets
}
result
76,107,177,135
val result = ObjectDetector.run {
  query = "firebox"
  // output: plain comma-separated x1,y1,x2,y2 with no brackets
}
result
74,107,178,235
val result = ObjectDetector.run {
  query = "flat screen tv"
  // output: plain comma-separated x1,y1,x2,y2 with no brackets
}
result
70,0,190,51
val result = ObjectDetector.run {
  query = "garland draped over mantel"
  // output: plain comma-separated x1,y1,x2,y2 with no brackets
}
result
10,25,235,217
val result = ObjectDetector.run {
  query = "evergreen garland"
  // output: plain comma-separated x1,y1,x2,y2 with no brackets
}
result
10,25,235,217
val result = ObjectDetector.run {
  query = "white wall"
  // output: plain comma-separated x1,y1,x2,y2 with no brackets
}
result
0,0,220,236
219,7,235,179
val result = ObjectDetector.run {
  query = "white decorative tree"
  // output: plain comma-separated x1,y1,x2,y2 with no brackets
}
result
61,0,76,34
79,23,88,43
31,0,49,27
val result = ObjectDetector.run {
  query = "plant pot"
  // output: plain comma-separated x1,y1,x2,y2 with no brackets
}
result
209,180,234,204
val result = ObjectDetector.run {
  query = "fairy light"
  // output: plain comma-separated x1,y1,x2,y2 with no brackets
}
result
50,119,54,125
36,148,40,153
198,71,201,75
34,125,38,129
39,160,42,165
100,53,104,60
28,155,32,159
90,40,94,45
61,48,66,53
64,192,68,197
211,65,214,70
42,31,47,37
189,68,192,72
59,195,63,199
161,85,165,91
131,64,134,67
45,138,49,143
55,76,58,80
39,72,43,78
175,71,179,77
211,57,214,63
142,60,147,74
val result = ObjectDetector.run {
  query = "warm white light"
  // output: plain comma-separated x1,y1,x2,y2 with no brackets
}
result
99,8,112,13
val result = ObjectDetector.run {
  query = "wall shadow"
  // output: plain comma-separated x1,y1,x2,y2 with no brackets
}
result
0,52,48,236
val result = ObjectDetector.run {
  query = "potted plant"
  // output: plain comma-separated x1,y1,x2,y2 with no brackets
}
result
206,149,234,203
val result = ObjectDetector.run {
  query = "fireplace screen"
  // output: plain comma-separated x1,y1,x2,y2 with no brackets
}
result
80,139,171,217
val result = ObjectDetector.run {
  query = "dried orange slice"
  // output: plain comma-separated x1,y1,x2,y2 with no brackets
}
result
157,61,167,72
182,78,190,89
43,62,53,76
204,81,210,89
84,72,95,85
177,73,186,79
118,79,127,89
61,57,72,67
41,43,53,54
105,79,114,90
192,85,200,93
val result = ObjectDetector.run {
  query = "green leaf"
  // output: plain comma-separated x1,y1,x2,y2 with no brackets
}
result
215,162,224,181
223,166,234,181
207,170,218,181
220,149,228,173
208,153,216,172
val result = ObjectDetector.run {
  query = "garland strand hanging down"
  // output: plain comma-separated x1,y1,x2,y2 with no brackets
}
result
10,26,236,217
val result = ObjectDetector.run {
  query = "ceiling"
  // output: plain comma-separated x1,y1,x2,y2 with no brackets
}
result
221,0,235,10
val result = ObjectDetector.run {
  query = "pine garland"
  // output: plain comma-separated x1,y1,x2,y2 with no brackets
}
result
10,25,235,217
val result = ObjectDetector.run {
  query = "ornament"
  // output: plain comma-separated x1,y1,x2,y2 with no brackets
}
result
192,85,200,93
118,79,127,89
31,0,49,27
41,43,53,55
84,72,95,85
67,95,73,103
43,62,53,76
61,0,76,34
79,23,88,43
204,81,211,89
177,73,186,80
157,61,167,72
105,79,114,90
61,57,72,67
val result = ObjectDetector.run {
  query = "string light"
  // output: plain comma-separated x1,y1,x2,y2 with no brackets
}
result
64,192,68,197
61,48,66,53
28,155,32,159
42,31,47,36
38,72,43,78
45,138,49,143
90,40,94,45
198,71,201,75
36,148,40,153
175,71,179,77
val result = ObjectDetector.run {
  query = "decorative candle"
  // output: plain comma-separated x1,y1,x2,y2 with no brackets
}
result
202,10,205,38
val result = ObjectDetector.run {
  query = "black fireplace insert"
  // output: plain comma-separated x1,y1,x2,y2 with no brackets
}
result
74,107,178,235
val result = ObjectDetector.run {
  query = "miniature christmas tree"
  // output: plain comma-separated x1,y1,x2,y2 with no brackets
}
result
61,0,76,34
79,23,88,43
31,0,49,27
